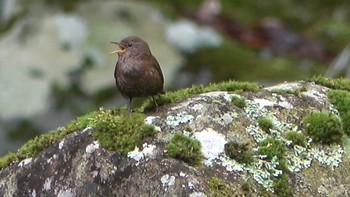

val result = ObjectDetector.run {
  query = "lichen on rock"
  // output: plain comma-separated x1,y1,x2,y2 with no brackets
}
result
0,78,350,196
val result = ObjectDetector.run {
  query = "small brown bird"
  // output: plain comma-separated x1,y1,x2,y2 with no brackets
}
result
110,36,164,111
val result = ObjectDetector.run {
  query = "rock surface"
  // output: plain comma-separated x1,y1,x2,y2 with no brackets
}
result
0,81,350,196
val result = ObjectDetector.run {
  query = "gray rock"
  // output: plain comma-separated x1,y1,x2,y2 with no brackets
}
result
0,81,349,196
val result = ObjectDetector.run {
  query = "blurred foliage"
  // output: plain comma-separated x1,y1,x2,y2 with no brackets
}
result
142,0,350,82
7,120,41,141
184,38,325,82
143,0,350,49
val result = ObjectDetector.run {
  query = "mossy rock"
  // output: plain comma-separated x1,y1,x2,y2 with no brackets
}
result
303,111,343,144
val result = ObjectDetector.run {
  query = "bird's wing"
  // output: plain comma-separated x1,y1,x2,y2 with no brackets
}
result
152,56,164,85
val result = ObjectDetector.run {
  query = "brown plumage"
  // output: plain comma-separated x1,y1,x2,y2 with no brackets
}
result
110,36,164,111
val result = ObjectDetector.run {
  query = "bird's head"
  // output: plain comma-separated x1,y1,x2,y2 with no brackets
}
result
110,36,151,57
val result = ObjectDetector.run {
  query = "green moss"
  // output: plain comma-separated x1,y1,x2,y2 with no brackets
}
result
231,96,246,109
285,131,307,147
258,137,292,195
66,110,100,131
257,117,274,133
273,174,293,197
208,178,232,197
166,133,202,165
0,127,70,169
92,109,156,154
303,111,343,144
142,80,259,111
328,90,350,135
242,181,250,192
312,76,350,91
311,77,350,136
0,109,103,169
224,141,254,164
0,152,17,170
0,107,155,169
259,138,285,160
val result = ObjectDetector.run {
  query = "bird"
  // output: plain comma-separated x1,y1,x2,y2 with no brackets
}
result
110,36,164,111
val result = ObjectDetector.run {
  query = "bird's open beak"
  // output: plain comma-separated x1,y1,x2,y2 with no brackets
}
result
110,42,126,54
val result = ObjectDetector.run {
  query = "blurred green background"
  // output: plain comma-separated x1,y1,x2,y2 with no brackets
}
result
0,0,349,156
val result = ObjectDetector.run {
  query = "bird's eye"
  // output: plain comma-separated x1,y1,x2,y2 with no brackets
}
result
128,43,133,47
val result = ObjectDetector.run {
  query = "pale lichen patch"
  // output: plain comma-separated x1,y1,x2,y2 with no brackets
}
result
310,145,344,169
46,154,58,164
190,103,204,111
221,156,245,172
245,99,268,120
285,145,312,172
85,141,99,154
245,156,283,192
189,192,207,197
145,116,161,132
265,82,301,92
212,112,235,127
301,85,329,105
166,111,194,128
194,128,227,166
254,98,276,109
81,127,93,133
43,178,52,191
245,125,267,143
200,91,233,103
58,139,65,150
56,188,74,197
161,174,176,187
18,158,32,167
127,143,157,163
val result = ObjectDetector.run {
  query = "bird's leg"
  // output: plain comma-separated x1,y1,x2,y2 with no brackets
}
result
151,96,161,112
151,96,158,108
128,97,134,113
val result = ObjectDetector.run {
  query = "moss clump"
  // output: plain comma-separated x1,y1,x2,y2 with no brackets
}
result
0,110,104,169
231,96,246,109
241,181,250,192
208,178,233,197
0,107,155,169
224,141,253,164
0,152,17,169
328,90,350,135
259,138,285,160
285,131,307,147
273,174,293,197
142,80,259,111
166,133,202,165
258,137,292,196
303,111,343,144
91,109,156,154
0,126,70,170
312,76,350,91
257,117,274,133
